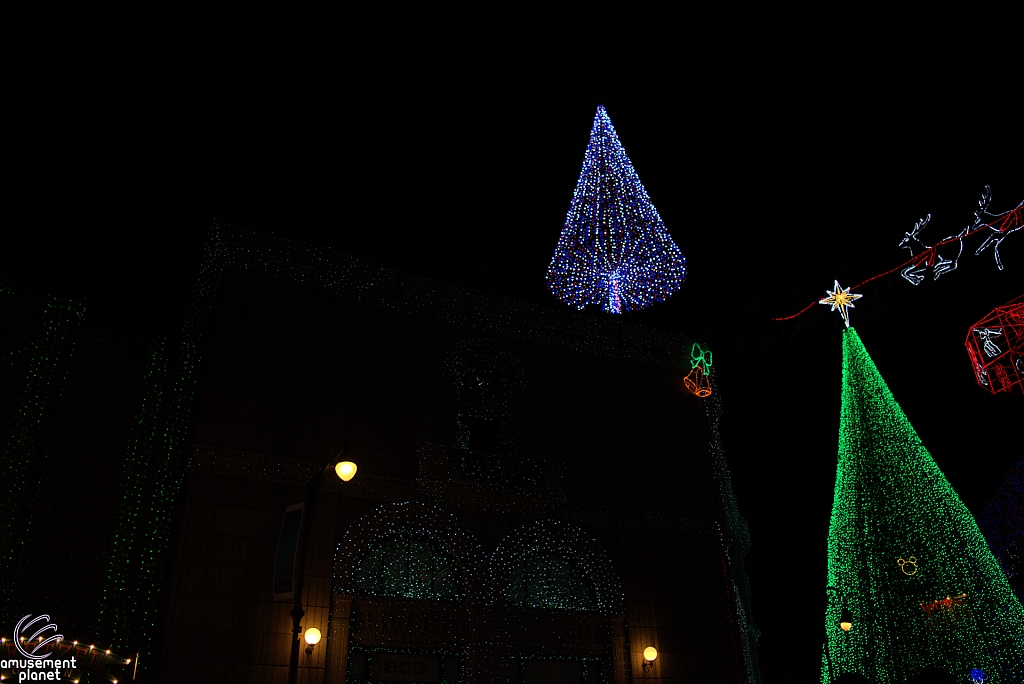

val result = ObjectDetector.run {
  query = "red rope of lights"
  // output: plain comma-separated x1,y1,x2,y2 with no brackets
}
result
773,203,1022,322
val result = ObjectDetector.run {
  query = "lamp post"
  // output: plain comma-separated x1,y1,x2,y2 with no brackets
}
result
823,586,853,683
287,450,357,684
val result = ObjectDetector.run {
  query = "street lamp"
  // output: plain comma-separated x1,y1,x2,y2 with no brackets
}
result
823,586,853,683
839,607,853,633
642,646,658,672
303,627,322,660
335,461,357,482
288,448,356,684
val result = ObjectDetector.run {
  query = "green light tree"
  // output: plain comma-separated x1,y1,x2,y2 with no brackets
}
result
822,328,1024,683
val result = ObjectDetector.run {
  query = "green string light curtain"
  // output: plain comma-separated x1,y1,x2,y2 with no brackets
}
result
822,328,1024,683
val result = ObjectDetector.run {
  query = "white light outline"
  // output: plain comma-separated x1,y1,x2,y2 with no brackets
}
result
898,186,1022,285
973,186,1023,271
13,614,63,659
973,327,1004,358
819,280,863,328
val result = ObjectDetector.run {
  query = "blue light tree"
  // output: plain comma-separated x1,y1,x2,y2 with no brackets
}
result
546,105,686,313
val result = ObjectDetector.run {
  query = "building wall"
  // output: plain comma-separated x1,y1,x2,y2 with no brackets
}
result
159,251,755,683
2,284,193,683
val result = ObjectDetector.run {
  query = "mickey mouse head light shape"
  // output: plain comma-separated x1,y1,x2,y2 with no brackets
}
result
897,556,918,576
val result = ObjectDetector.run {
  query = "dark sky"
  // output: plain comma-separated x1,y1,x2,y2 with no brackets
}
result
5,46,1022,682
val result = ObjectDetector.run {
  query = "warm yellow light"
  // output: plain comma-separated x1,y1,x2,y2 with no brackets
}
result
335,461,357,482
304,627,322,645
89,645,94,650
125,659,131,664
643,646,658,662
106,649,111,654
839,606,853,632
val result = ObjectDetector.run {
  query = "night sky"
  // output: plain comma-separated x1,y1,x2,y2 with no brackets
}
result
5,49,1021,682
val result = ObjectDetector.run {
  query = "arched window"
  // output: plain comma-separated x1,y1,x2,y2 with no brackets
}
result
508,552,598,611
446,340,526,469
354,534,462,601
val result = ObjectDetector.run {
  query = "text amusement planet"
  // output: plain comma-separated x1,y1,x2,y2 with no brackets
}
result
3,615,77,682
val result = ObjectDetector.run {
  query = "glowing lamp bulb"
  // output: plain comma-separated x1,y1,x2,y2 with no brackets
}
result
839,606,853,632
304,627,322,646
335,461,357,482
643,646,658,662
106,649,111,654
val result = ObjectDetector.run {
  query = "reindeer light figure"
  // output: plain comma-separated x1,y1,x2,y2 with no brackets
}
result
973,185,1023,270
898,186,1022,285
898,213,969,285
773,186,1021,324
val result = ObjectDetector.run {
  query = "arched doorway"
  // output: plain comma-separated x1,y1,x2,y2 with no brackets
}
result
490,519,628,684
329,507,625,683
328,501,483,683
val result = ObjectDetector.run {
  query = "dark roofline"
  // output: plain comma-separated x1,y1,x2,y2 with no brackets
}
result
187,223,700,370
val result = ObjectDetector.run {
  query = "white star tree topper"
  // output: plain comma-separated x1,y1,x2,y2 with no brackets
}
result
819,280,863,327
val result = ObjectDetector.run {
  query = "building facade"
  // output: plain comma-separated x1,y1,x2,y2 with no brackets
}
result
153,226,758,683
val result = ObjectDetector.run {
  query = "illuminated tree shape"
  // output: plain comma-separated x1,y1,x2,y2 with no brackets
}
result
546,105,686,313
822,328,1024,684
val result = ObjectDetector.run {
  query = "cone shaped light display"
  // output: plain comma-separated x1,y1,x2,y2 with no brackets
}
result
546,105,686,314
822,328,1024,683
